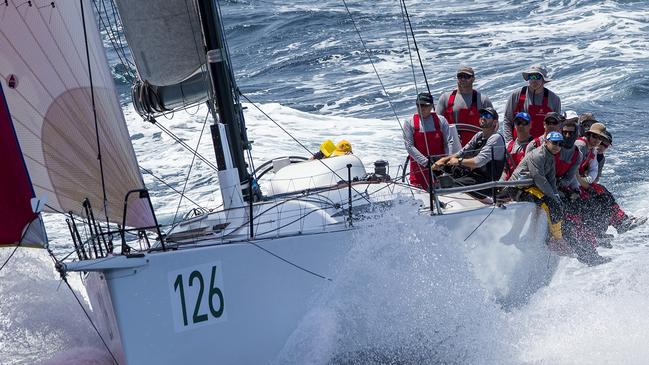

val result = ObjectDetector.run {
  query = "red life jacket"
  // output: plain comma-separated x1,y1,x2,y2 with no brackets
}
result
577,137,595,175
513,86,553,139
503,136,532,180
444,90,479,145
554,147,579,178
409,113,445,190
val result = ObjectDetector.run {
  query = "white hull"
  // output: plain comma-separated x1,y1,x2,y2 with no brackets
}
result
74,199,554,364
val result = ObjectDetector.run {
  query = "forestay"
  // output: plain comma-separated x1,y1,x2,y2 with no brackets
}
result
0,0,154,229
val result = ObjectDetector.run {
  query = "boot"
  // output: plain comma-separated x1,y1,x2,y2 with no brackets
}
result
616,215,647,234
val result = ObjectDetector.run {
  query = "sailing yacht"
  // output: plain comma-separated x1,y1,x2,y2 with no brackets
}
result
0,0,556,363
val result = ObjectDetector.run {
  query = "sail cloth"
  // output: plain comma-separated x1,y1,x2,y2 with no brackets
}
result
0,0,154,229
115,0,210,114
0,84,46,246
113,0,206,87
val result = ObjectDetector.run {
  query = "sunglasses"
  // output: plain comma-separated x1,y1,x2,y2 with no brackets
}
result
527,73,543,81
548,140,563,147
562,130,575,136
514,119,530,126
480,113,495,119
587,133,606,141
545,119,561,125
417,103,433,107
457,73,473,80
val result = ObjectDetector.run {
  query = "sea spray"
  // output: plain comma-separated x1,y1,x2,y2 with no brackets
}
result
275,203,514,364
0,249,111,365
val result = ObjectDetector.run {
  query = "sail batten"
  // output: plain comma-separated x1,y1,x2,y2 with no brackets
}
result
1,0,155,229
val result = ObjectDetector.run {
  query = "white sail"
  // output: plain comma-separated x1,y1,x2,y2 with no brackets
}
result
0,0,153,228
113,0,205,87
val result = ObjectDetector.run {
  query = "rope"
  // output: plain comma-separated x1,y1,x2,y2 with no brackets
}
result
172,112,210,224
340,0,403,133
239,92,371,205
0,242,21,273
400,0,433,100
464,205,496,241
47,249,121,365
80,0,110,225
248,241,332,281
148,118,219,172
400,0,419,94
139,166,205,210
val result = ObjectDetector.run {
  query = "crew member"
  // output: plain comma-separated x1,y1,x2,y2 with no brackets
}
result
437,66,493,145
525,112,565,154
503,112,533,180
433,107,505,198
576,127,646,237
506,131,564,241
555,117,582,191
577,113,598,137
575,122,606,189
504,65,561,142
404,92,453,190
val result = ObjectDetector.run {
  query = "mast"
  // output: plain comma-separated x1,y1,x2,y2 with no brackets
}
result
195,0,253,204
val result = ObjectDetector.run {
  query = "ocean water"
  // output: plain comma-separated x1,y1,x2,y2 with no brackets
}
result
2,0,649,364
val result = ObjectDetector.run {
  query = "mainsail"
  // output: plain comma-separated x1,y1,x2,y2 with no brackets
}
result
0,0,154,229
114,0,211,114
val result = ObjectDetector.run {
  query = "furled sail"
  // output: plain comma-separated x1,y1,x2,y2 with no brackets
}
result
0,0,154,229
114,0,210,114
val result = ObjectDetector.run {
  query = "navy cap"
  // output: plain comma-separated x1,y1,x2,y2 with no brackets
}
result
479,107,499,120
416,93,434,105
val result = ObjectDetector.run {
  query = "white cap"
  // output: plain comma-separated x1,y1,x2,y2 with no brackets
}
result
564,110,578,121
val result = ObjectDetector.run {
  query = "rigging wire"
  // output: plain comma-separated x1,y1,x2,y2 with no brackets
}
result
149,119,219,172
80,0,113,243
247,241,333,281
239,92,372,205
46,250,121,365
399,0,433,102
399,0,419,94
172,112,210,224
139,166,205,210
340,0,404,132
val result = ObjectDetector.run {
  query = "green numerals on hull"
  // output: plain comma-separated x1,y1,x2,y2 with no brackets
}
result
171,264,225,330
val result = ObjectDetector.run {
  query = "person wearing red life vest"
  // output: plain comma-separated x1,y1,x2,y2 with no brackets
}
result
436,66,493,145
503,112,533,180
525,112,564,154
577,112,599,138
575,122,606,189
503,65,561,143
433,107,505,199
574,126,646,238
404,92,453,191
555,116,582,191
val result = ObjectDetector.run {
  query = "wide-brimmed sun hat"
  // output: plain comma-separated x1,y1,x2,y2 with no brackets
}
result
522,65,552,82
457,65,475,76
586,122,608,139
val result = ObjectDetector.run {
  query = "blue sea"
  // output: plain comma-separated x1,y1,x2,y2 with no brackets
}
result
2,0,649,364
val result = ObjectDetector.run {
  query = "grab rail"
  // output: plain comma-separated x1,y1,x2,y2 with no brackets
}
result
434,179,534,195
